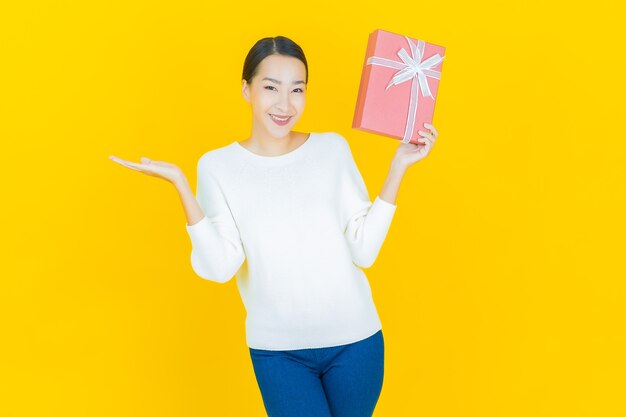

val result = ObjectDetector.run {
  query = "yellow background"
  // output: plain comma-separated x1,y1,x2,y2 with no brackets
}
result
1,1,624,416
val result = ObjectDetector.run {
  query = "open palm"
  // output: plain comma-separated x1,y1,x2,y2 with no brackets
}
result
109,155,184,184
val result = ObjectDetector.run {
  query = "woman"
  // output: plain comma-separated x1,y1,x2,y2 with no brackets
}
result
110,35,438,417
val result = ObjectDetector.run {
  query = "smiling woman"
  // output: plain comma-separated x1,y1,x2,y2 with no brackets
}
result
235,36,388,417
236,37,311,156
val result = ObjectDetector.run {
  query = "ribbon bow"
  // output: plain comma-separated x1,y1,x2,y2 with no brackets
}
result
366,36,445,143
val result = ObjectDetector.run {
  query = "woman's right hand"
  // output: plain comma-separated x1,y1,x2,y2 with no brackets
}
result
109,155,185,185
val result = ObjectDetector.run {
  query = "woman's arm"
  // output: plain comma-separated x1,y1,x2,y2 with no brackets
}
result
183,158,246,283
109,154,244,283
379,164,406,206
173,175,206,226
338,137,397,269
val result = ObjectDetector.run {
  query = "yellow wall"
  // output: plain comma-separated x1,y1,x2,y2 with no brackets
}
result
1,1,624,416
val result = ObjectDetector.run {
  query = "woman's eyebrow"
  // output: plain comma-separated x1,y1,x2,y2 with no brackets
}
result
262,77,305,85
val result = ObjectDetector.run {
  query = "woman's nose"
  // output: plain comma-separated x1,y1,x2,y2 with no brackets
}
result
276,92,290,112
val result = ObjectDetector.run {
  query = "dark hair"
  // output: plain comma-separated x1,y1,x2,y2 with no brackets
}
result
242,36,308,85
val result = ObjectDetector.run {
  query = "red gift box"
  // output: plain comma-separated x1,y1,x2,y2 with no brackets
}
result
352,29,446,144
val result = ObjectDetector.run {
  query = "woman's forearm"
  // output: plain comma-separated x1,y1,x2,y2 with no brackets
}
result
173,176,206,226
379,162,406,205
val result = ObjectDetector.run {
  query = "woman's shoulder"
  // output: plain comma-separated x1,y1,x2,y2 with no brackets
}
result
196,142,239,172
314,130,344,139
314,130,349,148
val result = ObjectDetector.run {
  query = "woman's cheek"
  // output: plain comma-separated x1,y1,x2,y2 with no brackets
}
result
294,94,306,108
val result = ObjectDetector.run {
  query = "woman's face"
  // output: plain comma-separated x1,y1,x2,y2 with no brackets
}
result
242,54,307,138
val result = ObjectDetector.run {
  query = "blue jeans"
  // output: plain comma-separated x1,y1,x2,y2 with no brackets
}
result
249,329,384,417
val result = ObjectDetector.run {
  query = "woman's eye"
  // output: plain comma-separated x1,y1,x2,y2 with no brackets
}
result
264,86,304,93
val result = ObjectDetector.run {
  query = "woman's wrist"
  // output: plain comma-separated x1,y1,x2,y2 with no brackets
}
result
390,158,408,176
172,173,190,192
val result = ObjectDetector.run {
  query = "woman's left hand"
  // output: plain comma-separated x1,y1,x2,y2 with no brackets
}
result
391,123,439,171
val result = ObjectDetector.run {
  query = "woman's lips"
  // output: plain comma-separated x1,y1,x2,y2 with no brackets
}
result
269,114,292,126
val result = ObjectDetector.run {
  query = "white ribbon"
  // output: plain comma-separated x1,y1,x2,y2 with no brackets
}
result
366,36,445,143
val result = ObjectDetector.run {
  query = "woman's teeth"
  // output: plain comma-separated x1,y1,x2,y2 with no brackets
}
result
269,114,292,125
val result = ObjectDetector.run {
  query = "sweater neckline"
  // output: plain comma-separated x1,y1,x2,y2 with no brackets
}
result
232,132,315,165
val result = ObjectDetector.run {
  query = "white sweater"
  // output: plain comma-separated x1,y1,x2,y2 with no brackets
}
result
185,131,397,350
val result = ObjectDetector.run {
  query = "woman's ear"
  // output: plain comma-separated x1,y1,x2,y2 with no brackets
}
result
241,79,250,103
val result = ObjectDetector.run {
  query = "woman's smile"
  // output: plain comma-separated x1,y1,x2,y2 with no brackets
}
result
269,113,293,125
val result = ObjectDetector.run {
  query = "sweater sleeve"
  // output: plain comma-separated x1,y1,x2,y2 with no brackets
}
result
338,136,398,269
185,157,246,283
